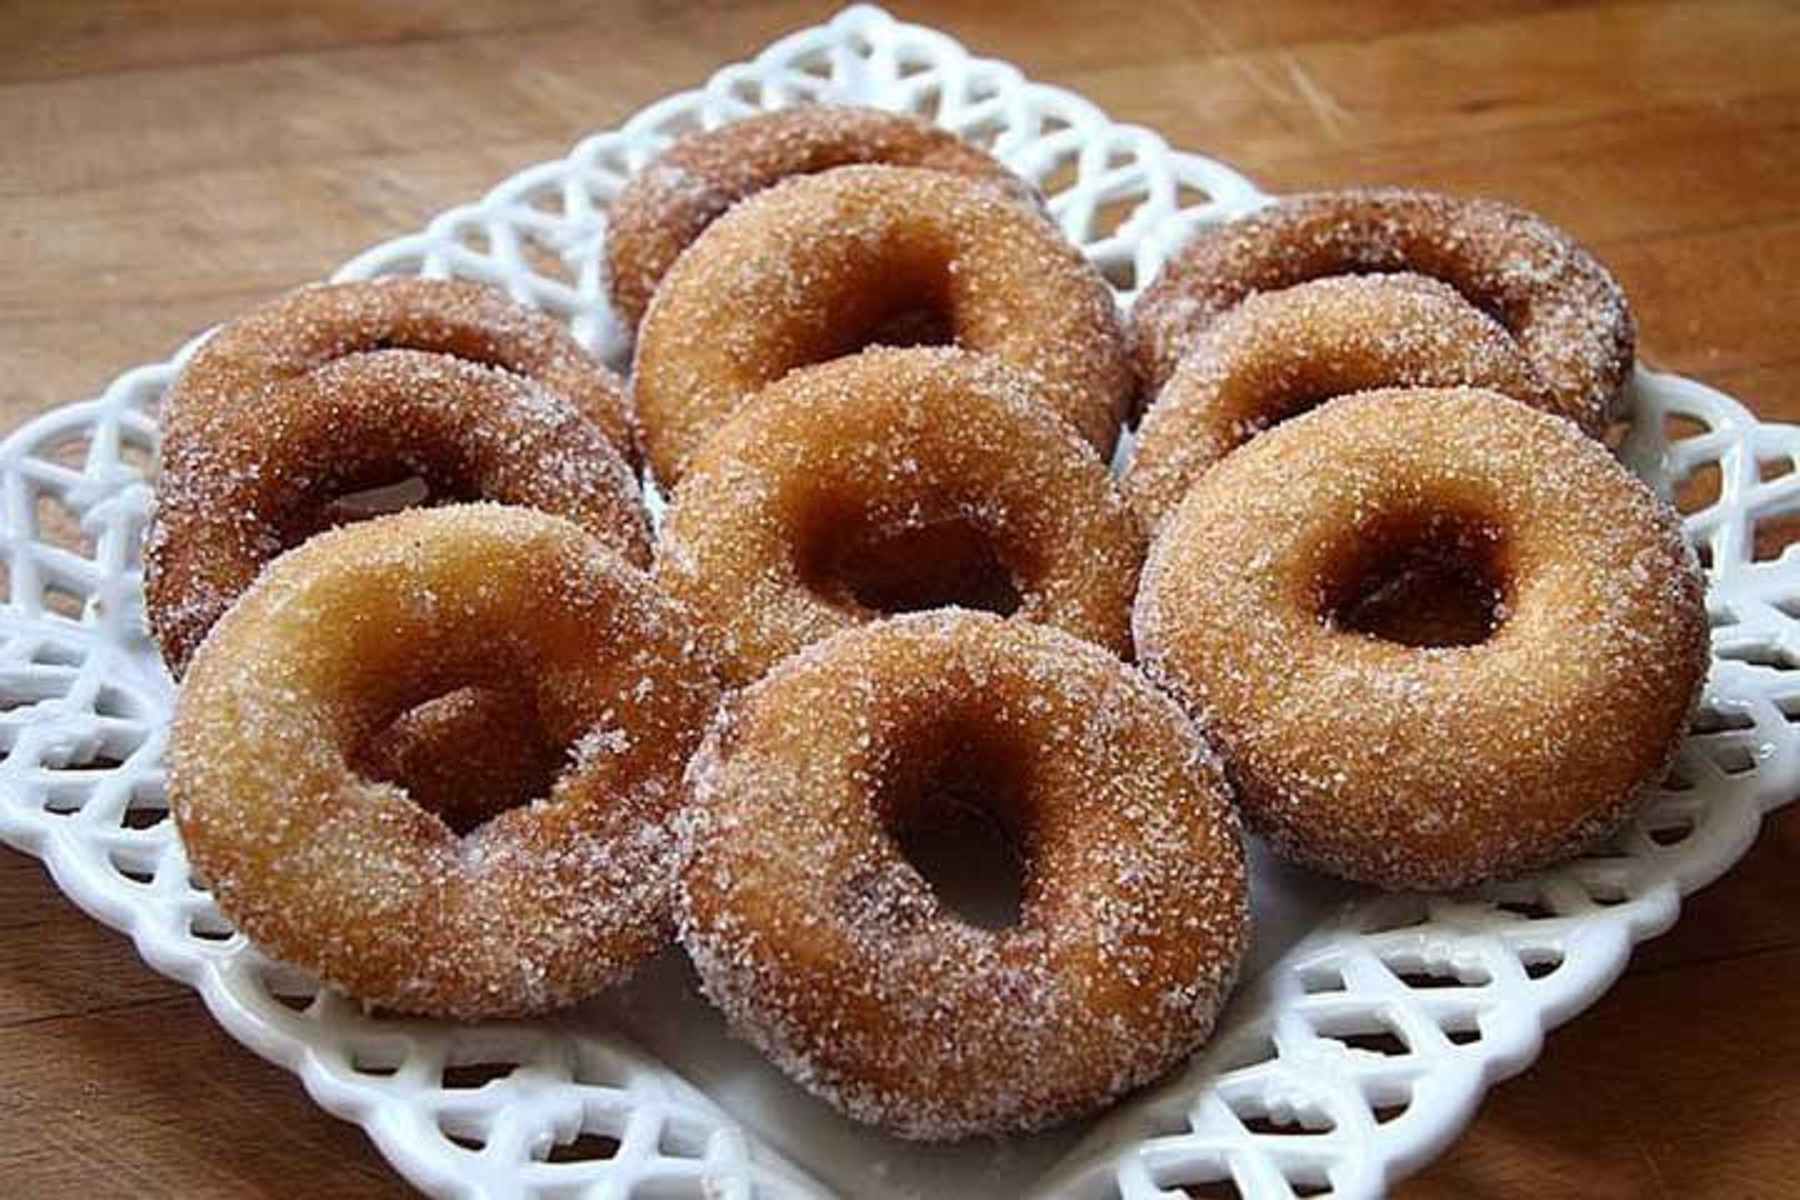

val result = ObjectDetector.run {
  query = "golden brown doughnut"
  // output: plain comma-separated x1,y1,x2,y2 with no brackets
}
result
632,165,1131,483
656,347,1142,685
605,105,1028,328
1134,388,1708,890
147,350,650,673
1131,188,1635,432
1125,273,1557,533
678,610,1247,1138
163,277,636,458
170,504,720,1020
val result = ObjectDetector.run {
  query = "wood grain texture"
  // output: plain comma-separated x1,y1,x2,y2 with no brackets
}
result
2,2,1796,1196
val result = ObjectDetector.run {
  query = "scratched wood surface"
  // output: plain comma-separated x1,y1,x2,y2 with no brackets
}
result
2,2,1797,1196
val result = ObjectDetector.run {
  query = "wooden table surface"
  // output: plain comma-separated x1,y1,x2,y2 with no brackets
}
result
3,2,1796,1196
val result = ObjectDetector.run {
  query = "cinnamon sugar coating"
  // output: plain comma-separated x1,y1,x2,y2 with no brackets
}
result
147,350,649,673
656,347,1142,685
678,611,1247,1139
170,505,720,1020
1134,388,1708,890
1126,274,1557,533
605,105,1028,328
1132,188,1634,432
632,165,1132,482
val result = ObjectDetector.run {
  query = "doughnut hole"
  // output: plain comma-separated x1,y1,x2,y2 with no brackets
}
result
878,718,1034,931
1320,509,1511,649
329,637,552,835
1337,557,1506,649
349,686,565,835
802,508,1023,618
318,474,434,525
831,703,1048,939
783,252,956,363
285,471,471,541
894,806,1026,930
851,289,956,353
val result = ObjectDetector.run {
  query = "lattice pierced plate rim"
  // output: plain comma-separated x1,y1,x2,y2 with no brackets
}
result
1,7,1795,1199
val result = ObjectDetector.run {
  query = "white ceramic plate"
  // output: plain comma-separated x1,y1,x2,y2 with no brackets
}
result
2,7,1795,1199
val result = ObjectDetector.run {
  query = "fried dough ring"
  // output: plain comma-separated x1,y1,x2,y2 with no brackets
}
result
147,350,649,672
656,347,1142,684
170,505,720,1019
1134,388,1707,889
679,610,1247,1138
163,277,635,457
605,105,1027,328
632,165,1131,482
1132,188,1634,432
1125,273,1557,533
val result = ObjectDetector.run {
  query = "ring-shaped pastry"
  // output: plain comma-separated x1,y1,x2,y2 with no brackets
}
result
1131,188,1634,432
632,165,1131,482
171,504,720,1019
164,276,635,458
656,347,1142,684
678,610,1247,1138
148,350,649,672
605,105,1028,328
1125,273,1557,532
1134,388,1707,889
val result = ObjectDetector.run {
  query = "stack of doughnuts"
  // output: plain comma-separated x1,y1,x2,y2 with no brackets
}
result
151,104,1705,1143
1126,188,1703,890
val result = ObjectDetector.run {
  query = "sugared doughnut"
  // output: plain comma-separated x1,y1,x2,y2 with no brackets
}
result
632,165,1131,482
678,610,1247,1139
147,350,649,672
1131,188,1635,432
1134,388,1707,890
170,504,720,1020
605,105,1028,328
656,347,1142,685
1125,273,1557,533
163,276,636,459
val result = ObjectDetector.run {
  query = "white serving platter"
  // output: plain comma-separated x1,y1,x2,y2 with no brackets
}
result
2,7,1796,1199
